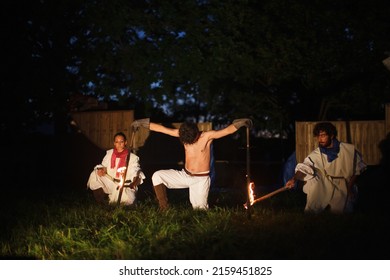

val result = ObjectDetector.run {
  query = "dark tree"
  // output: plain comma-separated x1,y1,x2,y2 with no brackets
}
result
3,0,390,137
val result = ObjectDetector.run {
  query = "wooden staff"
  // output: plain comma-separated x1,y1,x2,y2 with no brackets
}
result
245,126,254,218
116,129,136,206
251,185,289,205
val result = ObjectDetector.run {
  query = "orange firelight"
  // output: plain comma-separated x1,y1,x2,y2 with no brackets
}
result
116,166,127,190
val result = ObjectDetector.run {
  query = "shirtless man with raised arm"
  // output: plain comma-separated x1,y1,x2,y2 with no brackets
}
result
131,118,252,210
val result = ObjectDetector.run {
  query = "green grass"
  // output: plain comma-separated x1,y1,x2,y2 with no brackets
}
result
1,187,389,260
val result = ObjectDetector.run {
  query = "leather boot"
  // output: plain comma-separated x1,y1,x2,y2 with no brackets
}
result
153,184,169,210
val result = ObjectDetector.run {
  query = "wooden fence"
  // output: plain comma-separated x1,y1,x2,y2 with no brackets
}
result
72,104,390,166
295,104,390,165
71,110,134,150
71,110,212,151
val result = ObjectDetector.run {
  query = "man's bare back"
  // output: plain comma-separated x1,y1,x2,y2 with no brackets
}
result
183,132,212,173
149,122,239,173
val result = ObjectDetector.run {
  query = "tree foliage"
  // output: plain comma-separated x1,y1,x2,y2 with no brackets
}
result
3,0,390,136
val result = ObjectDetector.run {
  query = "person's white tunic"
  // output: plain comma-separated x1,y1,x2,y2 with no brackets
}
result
87,149,145,205
295,142,366,213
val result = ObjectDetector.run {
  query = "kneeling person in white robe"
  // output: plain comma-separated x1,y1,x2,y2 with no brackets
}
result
87,132,145,205
286,122,366,213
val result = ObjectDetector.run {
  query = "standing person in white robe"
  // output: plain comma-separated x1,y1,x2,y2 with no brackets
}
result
286,122,366,213
87,132,145,205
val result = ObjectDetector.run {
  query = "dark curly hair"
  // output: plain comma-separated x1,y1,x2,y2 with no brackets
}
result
179,121,200,144
313,122,337,137
114,132,127,141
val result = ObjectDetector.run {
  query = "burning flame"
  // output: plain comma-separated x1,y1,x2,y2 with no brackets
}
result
244,182,290,209
116,167,127,190
244,181,256,209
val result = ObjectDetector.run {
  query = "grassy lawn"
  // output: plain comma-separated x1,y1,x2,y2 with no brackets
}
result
1,172,389,260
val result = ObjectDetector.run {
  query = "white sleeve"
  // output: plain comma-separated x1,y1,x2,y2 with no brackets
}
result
126,153,146,184
295,157,316,180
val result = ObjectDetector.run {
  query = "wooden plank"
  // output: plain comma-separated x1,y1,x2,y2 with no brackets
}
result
100,111,110,149
171,122,212,131
71,110,134,150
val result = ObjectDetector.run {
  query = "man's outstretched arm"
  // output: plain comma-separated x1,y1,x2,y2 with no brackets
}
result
150,122,179,137
131,118,179,137
209,118,252,140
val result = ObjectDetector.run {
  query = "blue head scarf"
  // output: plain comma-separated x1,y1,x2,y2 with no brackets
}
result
319,138,340,162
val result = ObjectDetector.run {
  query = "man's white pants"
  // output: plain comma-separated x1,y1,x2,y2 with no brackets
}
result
152,169,210,210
